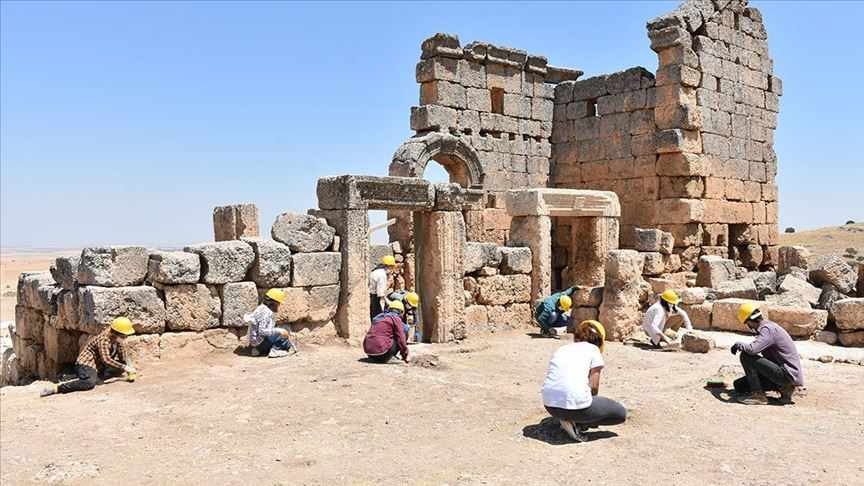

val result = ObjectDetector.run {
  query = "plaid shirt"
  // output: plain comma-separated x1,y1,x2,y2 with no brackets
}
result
76,328,127,371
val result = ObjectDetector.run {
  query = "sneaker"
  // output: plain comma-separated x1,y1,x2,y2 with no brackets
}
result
250,348,261,357
541,328,560,339
559,419,587,442
40,385,57,397
268,349,290,358
737,391,768,405
778,384,795,404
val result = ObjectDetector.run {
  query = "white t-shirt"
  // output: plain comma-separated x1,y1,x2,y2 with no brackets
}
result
641,300,692,344
368,267,389,296
541,341,604,410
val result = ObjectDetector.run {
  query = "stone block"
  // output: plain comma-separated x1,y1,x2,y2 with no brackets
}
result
244,238,293,288
655,129,701,154
681,302,712,330
487,303,532,328
420,80,467,108
55,289,79,330
77,246,149,287
463,305,489,330
50,256,80,290
14,305,46,342
814,330,838,345
464,242,503,274
79,286,166,334
679,287,708,304
831,298,864,331
164,284,221,332
765,306,827,338
838,331,864,347
217,282,257,328
641,252,666,276
292,252,342,287
778,246,811,274
714,279,758,300
476,275,531,306
271,213,335,253
307,285,340,322
317,175,435,211
748,271,778,299
411,105,458,131
271,287,310,324
711,298,755,332
736,244,764,270
696,255,737,288
159,329,240,358
147,251,201,285
184,241,255,284
499,247,532,275
809,256,857,294
606,250,644,281
124,334,161,363
17,271,58,313
415,57,458,83
42,323,79,365
213,203,259,241
682,332,714,353
570,306,600,325
569,286,603,307
778,275,821,307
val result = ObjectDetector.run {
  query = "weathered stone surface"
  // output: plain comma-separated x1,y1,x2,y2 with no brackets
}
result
269,287,309,324
271,213,336,253
641,252,666,276
681,302,712,330
765,292,813,309
78,246,149,287
17,271,58,313
55,289,79,330
42,324,79,365
696,255,736,288
499,247,532,274
292,252,342,287
809,256,857,294
682,332,714,353
599,250,647,340
213,203,259,241
184,241,255,284
164,284,221,332
606,249,644,281
244,238,293,288
147,251,201,285
79,286,166,334
777,275,821,306
464,242,503,274
221,282,259,328
507,189,621,218
570,286,604,307
748,271,778,299
463,305,489,332
764,306,827,338
415,210,465,343
838,331,864,347
124,334,161,363
633,228,673,253
509,215,552,304
678,287,708,304
317,175,435,211
476,275,531,306
818,283,846,314
14,305,46,342
570,306,600,326
307,285,341,322
711,298,754,333
778,246,811,274
487,303,532,328
814,330,838,345
714,279,758,300
159,330,240,358
50,256,80,290
831,298,864,331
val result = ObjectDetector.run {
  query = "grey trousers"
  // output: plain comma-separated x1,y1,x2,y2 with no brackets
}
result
545,396,627,427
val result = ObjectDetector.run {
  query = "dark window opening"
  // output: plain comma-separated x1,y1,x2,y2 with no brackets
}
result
587,99,599,117
490,88,504,114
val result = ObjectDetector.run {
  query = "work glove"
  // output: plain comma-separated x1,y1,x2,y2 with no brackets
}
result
730,343,743,355
123,365,137,374
279,328,291,338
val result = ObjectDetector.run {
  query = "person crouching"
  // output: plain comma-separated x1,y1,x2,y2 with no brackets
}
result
363,300,410,364
541,320,627,442
245,289,295,358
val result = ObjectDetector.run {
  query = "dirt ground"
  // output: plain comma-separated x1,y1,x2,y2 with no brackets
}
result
779,223,864,262
2,332,862,486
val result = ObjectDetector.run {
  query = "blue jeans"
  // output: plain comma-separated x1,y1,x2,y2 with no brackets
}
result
538,312,569,331
256,333,292,355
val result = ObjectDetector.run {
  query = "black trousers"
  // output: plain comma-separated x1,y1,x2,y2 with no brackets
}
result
545,396,627,427
370,294,383,320
734,352,793,394
367,339,400,364
58,365,99,394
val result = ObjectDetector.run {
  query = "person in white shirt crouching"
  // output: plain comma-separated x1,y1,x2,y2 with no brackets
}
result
642,289,692,348
541,320,626,442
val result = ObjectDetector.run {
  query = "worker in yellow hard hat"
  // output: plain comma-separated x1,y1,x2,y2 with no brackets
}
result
641,289,692,348
387,290,421,342
363,299,410,364
541,320,626,442
41,317,137,397
534,287,578,338
244,288,296,358
369,255,397,320
729,302,803,405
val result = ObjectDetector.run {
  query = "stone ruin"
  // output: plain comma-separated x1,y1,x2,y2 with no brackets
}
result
4,0,864,385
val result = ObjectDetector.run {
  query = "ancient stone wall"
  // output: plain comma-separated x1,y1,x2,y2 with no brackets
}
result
462,242,533,337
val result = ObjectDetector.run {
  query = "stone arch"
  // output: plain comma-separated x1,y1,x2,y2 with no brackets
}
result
390,132,484,188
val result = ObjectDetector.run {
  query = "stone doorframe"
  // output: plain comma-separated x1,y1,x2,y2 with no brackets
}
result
506,189,621,304
313,175,483,344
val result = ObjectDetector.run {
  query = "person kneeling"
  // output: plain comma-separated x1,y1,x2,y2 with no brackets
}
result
41,317,137,397
541,320,626,442
363,300,409,364
641,289,692,348
730,303,803,405
534,287,576,338
246,289,295,358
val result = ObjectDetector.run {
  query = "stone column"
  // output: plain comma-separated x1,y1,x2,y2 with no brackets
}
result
509,215,551,304
310,209,369,344
213,203,259,241
568,216,616,288
414,210,465,343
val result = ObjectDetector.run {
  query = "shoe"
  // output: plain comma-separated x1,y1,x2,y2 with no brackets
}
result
40,385,57,397
737,391,768,405
268,349,290,358
778,384,795,404
541,328,560,339
250,348,261,357
559,419,587,443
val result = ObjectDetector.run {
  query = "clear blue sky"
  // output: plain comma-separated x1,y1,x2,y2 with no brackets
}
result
2,1,862,248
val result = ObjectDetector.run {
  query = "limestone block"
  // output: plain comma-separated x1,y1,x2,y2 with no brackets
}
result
464,242,503,275
711,298,755,332
696,255,737,288
50,256,80,290
415,211,466,342
838,331,864,347
817,284,846,315
420,80,467,109
270,287,309,324
476,275,531,306
831,298,864,331
655,129,702,154
487,303,532,328
764,306,827,338
736,244,764,270
55,289,79,330
648,277,675,295
509,215,552,304
570,286,603,307
463,305,489,329
678,287,708,305
681,302,712,330
160,330,239,358
147,251,201,285
17,271,58,313
184,241,255,284
634,228,664,252
682,332,714,353
271,213,335,253
244,238,292,288
77,246,150,287
213,203,259,241
164,284,220,332
809,256,857,294
217,282,257,328
411,105,458,132
14,305,46,342
814,330,838,345
506,188,620,218
291,252,342,288
124,334,161,363
599,250,647,340
778,275,821,307
499,247,532,275
642,252,666,276
432,182,466,211
79,286,166,334
606,250,644,281
570,307,600,326
778,246,811,274
715,279,758,300
307,285,341,322
42,323,79,365
747,271,778,298
766,292,813,310
317,175,435,211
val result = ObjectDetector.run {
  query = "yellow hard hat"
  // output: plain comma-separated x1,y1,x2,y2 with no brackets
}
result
387,300,405,314
381,255,396,267
110,317,135,336
265,288,286,304
660,289,681,305
578,320,606,353
405,291,420,308
558,295,573,312
737,302,760,324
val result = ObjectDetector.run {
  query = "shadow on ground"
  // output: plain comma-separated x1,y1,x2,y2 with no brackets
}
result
522,417,618,445
704,386,789,407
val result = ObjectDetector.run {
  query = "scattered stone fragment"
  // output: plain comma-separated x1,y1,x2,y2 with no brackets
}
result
272,213,336,253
